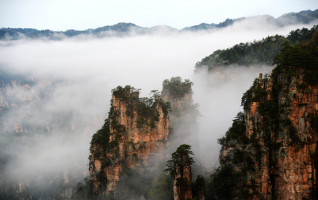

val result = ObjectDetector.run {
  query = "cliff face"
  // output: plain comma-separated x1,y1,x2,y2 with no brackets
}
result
242,74,274,199
213,32,318,200
248,72,318,199
89,86,170,195
217,71,318,200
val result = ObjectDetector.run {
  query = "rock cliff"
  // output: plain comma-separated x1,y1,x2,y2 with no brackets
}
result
88,86,170,196
213,33,318,199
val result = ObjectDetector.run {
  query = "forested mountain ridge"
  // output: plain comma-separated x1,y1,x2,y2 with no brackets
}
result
195,25,318,71
181,18,241,32
1,9,317,40
0,23,141,40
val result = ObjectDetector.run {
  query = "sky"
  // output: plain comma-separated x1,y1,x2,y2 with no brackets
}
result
0,0,317,31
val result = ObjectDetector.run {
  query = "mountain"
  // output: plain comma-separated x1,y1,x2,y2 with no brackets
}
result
1,10,318,200
184,9,318,32
209,29,318,200
80,25,318,200
277,9,318,25
182,23,217,32
0,23,142,40
1,9,317,40
182,18,243,31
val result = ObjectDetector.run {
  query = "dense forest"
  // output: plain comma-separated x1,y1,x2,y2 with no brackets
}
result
195,25,318,71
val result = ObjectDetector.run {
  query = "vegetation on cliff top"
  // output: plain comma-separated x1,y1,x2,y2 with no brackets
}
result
162,77,193,99
161,76,200,127
112,85,170,128
272,31,318,86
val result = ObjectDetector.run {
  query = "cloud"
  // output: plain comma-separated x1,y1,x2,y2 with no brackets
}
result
0,18,316,195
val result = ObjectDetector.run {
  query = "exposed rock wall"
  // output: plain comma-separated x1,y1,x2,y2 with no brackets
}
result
89,86,170,195
243,73,274,199
272,69,317,199
245,72,317,199
219,71,317,200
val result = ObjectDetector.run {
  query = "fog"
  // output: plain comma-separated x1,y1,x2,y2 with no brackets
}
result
193,65,273,171
0,18,317,196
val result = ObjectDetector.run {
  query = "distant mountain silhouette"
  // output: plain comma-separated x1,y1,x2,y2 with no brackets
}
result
1,9,317,40
183,9,318,31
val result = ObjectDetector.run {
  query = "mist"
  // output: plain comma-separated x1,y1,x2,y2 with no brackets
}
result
0,18,317,196
193,65,273,171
